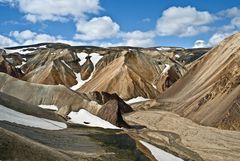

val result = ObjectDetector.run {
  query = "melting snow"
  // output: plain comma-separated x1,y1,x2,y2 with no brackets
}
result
4,48,34,55
71,52,103,90
140,140,184,161
15,61,26,68
125,97,150,104
77,52,88,65
0,105,67,130
175,54,180,58
77,52,103,67
38,105,58,111
68,109,120,129
156,47,171,51
90,53,103,67
70,72,93,90
162,64,170,74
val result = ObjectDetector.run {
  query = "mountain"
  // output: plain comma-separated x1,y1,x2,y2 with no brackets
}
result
158,32,240,130
78,50,186,100
0,72,131,127
22,59,77,87
0,54,22,78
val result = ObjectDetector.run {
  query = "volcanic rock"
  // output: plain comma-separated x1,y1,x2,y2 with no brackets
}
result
79,50,185,100
0,54,22,78
159,32,240,130
80,55,94,80
22,59,77,87
86,91,133,113
0,72,129,127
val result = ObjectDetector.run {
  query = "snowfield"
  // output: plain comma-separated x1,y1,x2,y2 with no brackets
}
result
68,109,120,129
0,105,67,130
140,140,184,161
125,96,150,104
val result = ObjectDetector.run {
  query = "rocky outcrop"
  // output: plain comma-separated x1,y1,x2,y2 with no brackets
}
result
86,91,133,114
80,55,94,80
4,53,24,66
0,54,22,78
97,99,130,128
159,32,240,130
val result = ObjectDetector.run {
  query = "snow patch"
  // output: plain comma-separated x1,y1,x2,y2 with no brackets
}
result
77,52,103,67
90,53,103,67
68,109,120,129
70,71,93,90
125,97,150,104
175,54,180,58
38,105,58,111
5,48,35,55
77,52,88,65
162,64,170,74
140,140,183,161
0,105,67,130
15,61,26,68
157,47,171,51
71,52,102,90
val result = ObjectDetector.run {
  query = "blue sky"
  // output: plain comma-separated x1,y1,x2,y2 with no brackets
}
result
0,0,239,48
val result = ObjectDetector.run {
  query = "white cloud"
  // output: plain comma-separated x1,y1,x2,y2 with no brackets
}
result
120,30,156,47
231,17,240,28
7,30,87,46
193,40,208,48
208,32,236,46
193,31,237,48
9,30,36,43
74,16,120,40
218,7,240,18
156,6,214,37
10,30,57,45
0,35,19,47
3,0,101,22
0,0,17,6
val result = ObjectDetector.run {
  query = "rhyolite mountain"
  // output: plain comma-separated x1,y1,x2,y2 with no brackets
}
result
2,33,240,161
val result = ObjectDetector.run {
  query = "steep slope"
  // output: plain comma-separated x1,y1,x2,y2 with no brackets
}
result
159,32,240,130
21,48,81,74
0,54,22,78
0,92,65,122
0,72,131,127
79,50,185,100
22,59,77,87
79,55,94,80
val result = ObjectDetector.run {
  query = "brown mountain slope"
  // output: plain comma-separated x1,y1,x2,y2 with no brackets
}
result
21,48,80,74
79,50,186,100
0,72,131,127
22,59,77,87
0,54,22,78
159,32,240,130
